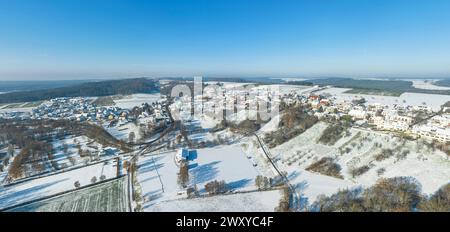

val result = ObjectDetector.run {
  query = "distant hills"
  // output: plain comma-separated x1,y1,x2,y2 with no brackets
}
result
307,78,450,96
0,80,90,93
0,78,159,104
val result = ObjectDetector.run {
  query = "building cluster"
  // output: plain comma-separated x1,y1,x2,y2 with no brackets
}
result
281,89,450,143
412,114,450,143
172,85,281,122
31,97,130,122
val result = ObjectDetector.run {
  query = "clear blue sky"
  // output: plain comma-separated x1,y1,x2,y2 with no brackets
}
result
1,0,450,80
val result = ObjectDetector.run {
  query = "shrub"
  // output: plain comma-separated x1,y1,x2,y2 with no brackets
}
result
306,157,343,179
376,168,386,176
318,124,348,145
350,165,371,178
396,150,410,161
374,149,394,161
204,180,228,195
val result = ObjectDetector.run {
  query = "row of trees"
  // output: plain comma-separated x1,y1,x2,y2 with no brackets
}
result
73,175,107,188
255,175,272,190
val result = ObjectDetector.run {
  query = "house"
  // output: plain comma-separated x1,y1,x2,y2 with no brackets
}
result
348,109,367,120
176,149,189,164
412,125,450,143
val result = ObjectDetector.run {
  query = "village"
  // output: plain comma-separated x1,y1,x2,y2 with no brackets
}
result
1,81,450,212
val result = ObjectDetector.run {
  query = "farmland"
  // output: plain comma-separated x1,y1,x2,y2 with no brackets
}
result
6,177,129,212
0,161,118,210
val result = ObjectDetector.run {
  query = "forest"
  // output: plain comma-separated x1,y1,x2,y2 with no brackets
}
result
0,78,159,104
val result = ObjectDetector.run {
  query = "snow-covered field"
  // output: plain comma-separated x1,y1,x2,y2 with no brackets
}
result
241,84,311,96
410,79,450,90
0,161,118,210
105,122,142,142
137,145,263,211
0,106,35,113
136,152,180,210
192,146,261,192
148,190,281,212
7,177,129,212
317,87,450,111
51,135,103,169
114,93,160,109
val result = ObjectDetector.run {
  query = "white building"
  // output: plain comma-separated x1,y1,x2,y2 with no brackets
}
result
348,109,367,120
412,125,450,143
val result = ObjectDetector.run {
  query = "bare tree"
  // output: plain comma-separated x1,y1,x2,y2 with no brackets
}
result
128,132,136,144
204,180,228,195
275,185,291,212
62,143,69,154
255,175,264,190
7,144,14,157
177,161,189,187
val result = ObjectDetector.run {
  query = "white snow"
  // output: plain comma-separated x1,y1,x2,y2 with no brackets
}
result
317,87,450,111
138,145,263,211
148,190,281,212
192,146,261,192
105,122,142,142
259,114,281,133
114,93,161,109
410,79,450,90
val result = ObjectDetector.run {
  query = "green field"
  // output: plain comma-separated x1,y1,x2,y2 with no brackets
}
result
7,177,129,212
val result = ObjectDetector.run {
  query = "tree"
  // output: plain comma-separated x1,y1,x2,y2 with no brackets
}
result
176,134,183,144
123,161,130,170
177,161,189,187
7,144,14,157
204,180,228,195
91,176,97,184
76,144,82,157
129,132,136,144
263,176,270,189
275,185,291,212
363,177,422,212
3,158,9,167
419,184,450,212
62,143,69,154
255,175,264,190
68,156,76,166
187,184,199,198
74,181,81,188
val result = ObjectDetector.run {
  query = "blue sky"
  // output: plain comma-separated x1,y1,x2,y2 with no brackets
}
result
1,0,450,80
